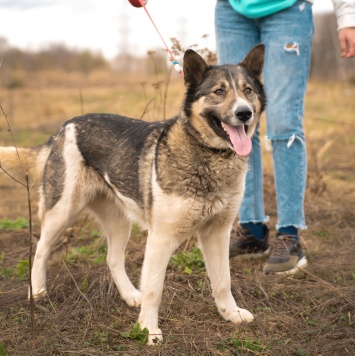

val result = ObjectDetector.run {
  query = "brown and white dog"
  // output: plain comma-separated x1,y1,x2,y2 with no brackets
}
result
0,45,265,345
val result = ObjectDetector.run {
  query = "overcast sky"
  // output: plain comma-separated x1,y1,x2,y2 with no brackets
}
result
0,0,335,60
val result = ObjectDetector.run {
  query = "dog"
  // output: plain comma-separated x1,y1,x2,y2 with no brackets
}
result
0,45,265,345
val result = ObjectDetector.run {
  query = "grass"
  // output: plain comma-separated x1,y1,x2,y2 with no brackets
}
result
120,322,150,345
0,256,29,281
65,241,107,265
0,75,184,147
218,335,266,353
0,342,7,356
0,218,28,229
170,246,205,275
16,260,29,281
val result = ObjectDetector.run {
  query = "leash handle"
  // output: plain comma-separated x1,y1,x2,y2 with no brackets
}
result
137,0,184,77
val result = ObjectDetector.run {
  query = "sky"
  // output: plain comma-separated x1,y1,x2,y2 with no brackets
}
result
0,0,335,60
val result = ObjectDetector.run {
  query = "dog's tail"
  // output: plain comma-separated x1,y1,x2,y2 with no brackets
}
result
0,144,51,187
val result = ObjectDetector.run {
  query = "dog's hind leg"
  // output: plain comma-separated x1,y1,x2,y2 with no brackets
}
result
31,203,83,299
198,225,254,324
31,122,96,299
88,196,141,307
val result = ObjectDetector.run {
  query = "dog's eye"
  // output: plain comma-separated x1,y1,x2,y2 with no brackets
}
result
214,89,224,95
244,87,253,95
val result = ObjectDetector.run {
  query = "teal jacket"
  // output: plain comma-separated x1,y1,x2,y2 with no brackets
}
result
227,0,298,18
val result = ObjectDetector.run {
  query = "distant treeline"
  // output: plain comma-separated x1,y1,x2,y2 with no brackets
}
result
1,11,355,83
0,38,108,73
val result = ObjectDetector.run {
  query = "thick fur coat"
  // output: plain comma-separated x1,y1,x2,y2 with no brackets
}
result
0,45,265,345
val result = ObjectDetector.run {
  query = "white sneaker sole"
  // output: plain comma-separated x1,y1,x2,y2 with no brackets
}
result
274,256,308,276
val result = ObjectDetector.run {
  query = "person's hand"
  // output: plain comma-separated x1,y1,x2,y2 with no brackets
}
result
339,27,355,58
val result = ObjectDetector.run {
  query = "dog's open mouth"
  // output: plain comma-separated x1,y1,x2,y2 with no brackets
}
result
209,115,252,156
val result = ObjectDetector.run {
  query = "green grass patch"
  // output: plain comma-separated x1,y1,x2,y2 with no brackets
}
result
92,331,109,344
120,322,151,345
81,275,89,293
131,222,144,240
0,218,28,230
16,260,29,281
0,342,7,356
0,266,15,279
218,336,265,353
0,258,29,282
170,246,205,274
89,229,101,239
66,238,107,265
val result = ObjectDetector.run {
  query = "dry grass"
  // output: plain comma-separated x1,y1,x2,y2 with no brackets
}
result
0,70,355,355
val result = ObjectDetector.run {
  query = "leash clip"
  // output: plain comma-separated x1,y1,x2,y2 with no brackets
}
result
136,0,184,78
173,60,184,77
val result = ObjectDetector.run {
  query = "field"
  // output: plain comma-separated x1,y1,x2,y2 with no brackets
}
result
0,68,355,355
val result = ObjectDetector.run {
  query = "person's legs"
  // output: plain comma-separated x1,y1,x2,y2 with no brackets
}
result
215,0,268,227
261,0,313,231
216,0,314,271
260,0,314,274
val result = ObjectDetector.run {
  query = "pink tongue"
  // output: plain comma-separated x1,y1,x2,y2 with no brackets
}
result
222,123,252,156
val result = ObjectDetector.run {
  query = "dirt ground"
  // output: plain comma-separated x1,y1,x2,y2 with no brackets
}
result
0,81,355,355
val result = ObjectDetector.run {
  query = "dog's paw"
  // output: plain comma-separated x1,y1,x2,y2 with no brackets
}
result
122,289,142,307
138,317,163,345
219,307,254,324
146,327,163,346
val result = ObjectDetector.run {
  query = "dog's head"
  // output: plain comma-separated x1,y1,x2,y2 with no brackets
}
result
182,45,265,156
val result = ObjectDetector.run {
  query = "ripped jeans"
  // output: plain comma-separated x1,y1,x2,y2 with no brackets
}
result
215,0,314,229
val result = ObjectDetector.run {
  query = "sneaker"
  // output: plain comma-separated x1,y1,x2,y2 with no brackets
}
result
229,224,271,259
263,233,308,275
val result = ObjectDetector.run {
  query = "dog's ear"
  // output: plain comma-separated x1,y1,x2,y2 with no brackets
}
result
240,44,265,78
183,49,209,87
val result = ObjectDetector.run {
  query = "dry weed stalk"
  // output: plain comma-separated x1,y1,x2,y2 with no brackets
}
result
79,87,84,115
0,101,35,340
147,50,173,121
170,36,217,65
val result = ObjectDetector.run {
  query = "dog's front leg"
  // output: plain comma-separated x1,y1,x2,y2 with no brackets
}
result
138,231,178,345
198,226,254,324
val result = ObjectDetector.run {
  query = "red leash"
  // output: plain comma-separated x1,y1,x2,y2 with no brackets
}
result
134,0,184,77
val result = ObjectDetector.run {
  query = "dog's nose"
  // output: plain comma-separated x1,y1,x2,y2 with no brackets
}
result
235,106,253,122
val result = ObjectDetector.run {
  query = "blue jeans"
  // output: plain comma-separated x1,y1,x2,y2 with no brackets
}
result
215,0,314,230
